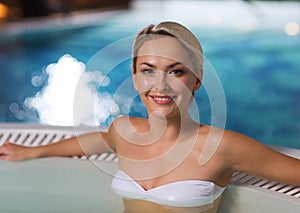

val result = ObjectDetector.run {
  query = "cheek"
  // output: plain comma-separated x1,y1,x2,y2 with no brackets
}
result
134,74,196,96
134,75,155,93
168,78,195,95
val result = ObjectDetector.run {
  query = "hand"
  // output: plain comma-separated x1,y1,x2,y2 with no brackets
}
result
0,141,37,161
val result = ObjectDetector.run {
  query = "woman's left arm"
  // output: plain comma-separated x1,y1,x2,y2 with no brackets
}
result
223,130,300,186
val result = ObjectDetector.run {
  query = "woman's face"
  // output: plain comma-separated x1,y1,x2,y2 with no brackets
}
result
133,36,201,119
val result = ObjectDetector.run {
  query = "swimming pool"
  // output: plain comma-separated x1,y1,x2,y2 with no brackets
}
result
0,0,299,149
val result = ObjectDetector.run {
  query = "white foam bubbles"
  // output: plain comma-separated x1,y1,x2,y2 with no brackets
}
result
25,54,119,126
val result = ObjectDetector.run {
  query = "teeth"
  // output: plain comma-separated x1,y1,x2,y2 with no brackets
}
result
154,97,171,101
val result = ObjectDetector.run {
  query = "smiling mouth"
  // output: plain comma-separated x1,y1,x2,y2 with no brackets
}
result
149,95,175,105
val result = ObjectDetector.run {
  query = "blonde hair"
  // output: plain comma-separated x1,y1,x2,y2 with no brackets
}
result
132,21,203,79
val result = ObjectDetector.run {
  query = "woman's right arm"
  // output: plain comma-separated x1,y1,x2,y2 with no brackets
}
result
0,131,115,161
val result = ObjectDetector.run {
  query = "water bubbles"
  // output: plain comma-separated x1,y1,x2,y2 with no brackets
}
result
25,54,119,126
8,103,19,114
8,102,28,121
89,71,110,87
31,74,45,87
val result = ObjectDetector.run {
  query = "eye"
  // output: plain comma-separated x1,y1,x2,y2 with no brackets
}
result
141,69,155,75
169,69,184,76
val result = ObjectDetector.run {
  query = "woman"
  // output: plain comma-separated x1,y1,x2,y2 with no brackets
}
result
0,21,300,213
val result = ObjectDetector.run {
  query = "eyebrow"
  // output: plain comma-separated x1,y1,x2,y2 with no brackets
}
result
139,62,183,69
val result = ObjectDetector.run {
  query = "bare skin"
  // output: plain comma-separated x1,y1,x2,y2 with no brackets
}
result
1,37,300,213
123,196,222,213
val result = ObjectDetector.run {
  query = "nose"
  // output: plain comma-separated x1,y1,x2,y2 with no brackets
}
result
154,72,169,91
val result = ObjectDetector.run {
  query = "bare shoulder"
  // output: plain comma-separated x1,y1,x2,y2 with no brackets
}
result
216,129,268,161
111,116,148,131
196,126,266,167
196,124,230,165
108,116,130,136
107,116,149,142
218,129,271,157
218,129,300,185
221,129,253,146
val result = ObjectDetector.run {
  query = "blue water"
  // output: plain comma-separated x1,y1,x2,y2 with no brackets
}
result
0,20,299,149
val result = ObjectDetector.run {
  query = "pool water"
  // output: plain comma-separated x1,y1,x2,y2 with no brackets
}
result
0,2,300,149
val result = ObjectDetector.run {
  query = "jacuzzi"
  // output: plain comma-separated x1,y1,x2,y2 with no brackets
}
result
0,124,300,212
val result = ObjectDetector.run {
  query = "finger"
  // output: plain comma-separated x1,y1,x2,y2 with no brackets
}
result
0,143,7,151
0,141,10,148
4,141,12,146
0,154,9,161
0,147,6,155
0,142,11,156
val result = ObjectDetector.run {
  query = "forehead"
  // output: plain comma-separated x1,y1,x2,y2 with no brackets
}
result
137,37,193,69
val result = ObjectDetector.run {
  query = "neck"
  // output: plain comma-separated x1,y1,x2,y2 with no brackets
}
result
148,111,198,142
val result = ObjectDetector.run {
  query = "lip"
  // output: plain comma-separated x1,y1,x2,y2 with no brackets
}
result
149,94,175,105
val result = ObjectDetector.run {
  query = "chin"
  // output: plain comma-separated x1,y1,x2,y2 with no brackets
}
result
149,109,179,119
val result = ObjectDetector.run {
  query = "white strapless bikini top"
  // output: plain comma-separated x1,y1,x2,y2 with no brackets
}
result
111,170,225,207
